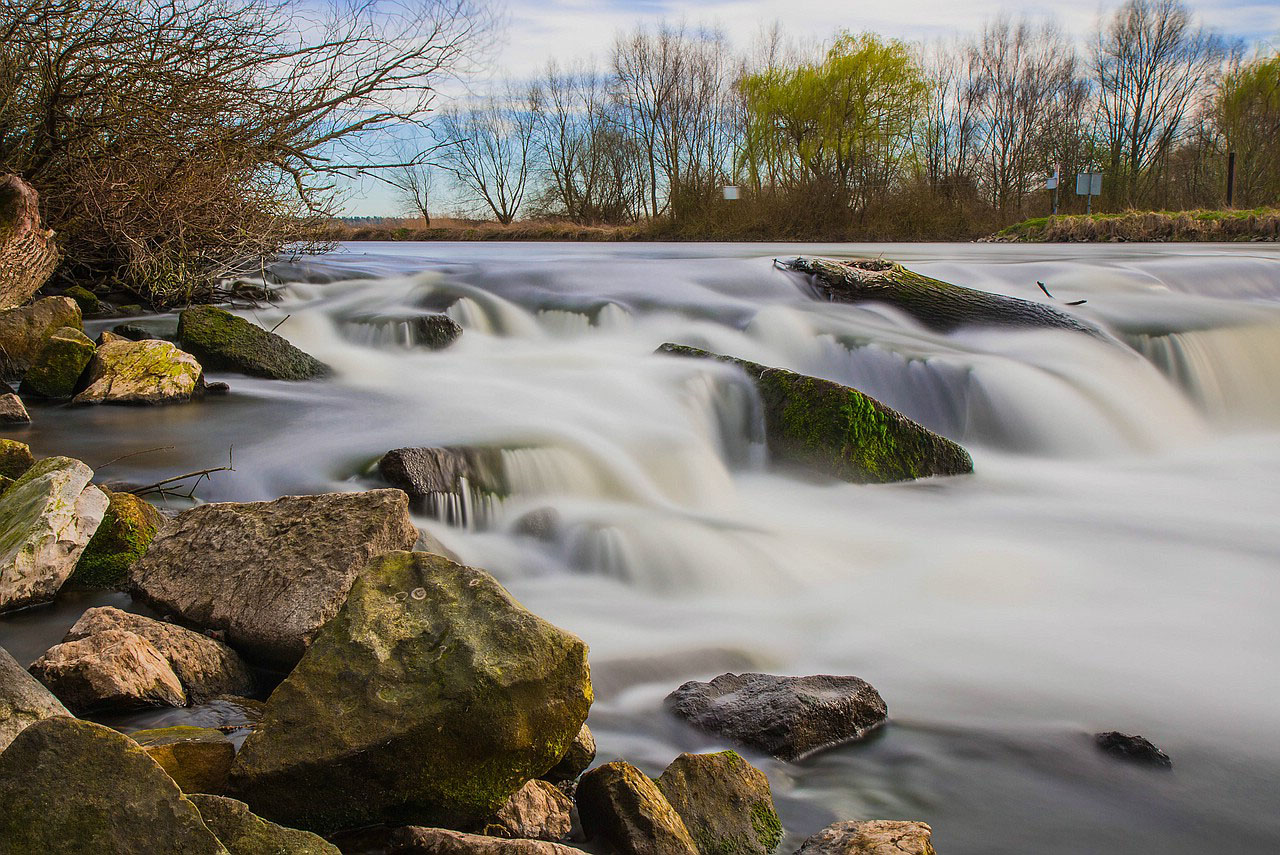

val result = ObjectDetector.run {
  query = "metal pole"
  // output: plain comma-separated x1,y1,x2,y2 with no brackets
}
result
1087,189,1092,215
1226,151,1236,208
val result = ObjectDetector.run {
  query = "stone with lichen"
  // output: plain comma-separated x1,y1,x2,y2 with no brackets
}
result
20,326,95,399
73,337,203,405
178,305,329,380
656,751,782,855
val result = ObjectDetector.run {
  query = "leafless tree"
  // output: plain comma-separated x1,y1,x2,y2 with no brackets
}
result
437,91,536,224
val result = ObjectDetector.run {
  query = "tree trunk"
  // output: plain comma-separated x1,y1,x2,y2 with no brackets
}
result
0,176,60,309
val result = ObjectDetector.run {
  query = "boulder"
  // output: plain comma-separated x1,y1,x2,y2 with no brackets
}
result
378,446,508,501
64,284,102,315
0,716,228,853
486,779,574,841
130,489,419,667
178,305,330,380
413,313,464,349
0,456,109,612
111,322,157,341
63,607,254,702
666,673,887,762
0,175,60,310
70,490,166,588
656,751,782,855
0,644,69,751
389,827,588,855
0,295,82,376
0,391,30,422
577,761,698,855
793,820,935,855
73,337,203,405
657,345,972,484
132,726,236,794
543,723,596,783
1095,731,1172,768
190,794,341,854
20,325,95,398
229,551,593,834
29,628,187,713
0,437,34,480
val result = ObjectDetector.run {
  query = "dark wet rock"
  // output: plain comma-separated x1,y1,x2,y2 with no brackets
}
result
378,446,508,499
63,607,254,702
656,751,782,855
666,673,888,762
389,827,588,855
414,313,464,349
1095,731,1172,768
19,325,95,398
203,380,232,395
577,760,698,855
0,295,82,376
73,337,203,404
0,391,28,422
657,344,972,484
111,323,155,341
178,305,330,380
229,551,592,833
191,794,341,854
64,284,102,315
543,723,596,783
794,820,936,855
486,778,574,841
0,437,33,480
0,644,69,751
0,175,60,310
70,491,165,588
132,725,236,794
130,489,419,667
0,717,227,854
30,627,187,713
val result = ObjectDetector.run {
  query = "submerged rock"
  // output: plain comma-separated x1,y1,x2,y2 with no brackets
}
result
0,717,227,854
70,490,165,588
543,723,596,783
0,295,81,376
794,820,935,855
20,325,95,398
30,627,187,713
576,760,699,855
178,305,330,380
1095,731,1172,768
666,673,888,762
191,794,341,854
389,827,588,855
0,456,108,612
0,644,69,751
378,446,508,500
130,489,419,667
486,778,574,841
657,344,972,483
0,175,60,310
655,751,782,855
132,726,236,794
229,551,592,834
73,337,203,405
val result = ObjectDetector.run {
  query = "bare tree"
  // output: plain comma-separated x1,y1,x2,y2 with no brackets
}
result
392,160,435,224
437,91,536,224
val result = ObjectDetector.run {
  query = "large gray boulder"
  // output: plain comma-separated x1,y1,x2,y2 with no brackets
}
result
0,456,108,612
794,820,936,855
0,644,69,751
666,673,887,762
0,295,81,376
229,551,593,834
0,716,229,853
0,175,60,310
130,489,420,667
29,628,187,713
656,751,782,855
178,305,330,380
73,337,203,405
576,760,699,855
190,794,341,854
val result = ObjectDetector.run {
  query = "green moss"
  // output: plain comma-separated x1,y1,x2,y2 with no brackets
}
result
749,800,783,852
20,326,95,398
177,305,329,380
0,439,34,481
72,491,163,588
64,286,102,315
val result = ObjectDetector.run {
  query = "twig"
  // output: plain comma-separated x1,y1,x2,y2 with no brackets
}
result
96,446,176,470
268,314,291,334
129,447,234,499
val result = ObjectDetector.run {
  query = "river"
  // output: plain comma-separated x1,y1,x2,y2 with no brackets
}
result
4,241,1280,853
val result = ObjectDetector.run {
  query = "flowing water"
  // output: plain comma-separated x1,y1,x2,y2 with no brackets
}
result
4,241,1280,853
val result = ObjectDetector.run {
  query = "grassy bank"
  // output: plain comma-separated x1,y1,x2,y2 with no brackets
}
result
992,209,1280,243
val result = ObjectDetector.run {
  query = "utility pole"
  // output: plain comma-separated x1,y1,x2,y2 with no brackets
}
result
1226,151,1236,208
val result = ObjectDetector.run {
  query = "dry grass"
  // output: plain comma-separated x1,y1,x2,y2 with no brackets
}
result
992,209,1280,242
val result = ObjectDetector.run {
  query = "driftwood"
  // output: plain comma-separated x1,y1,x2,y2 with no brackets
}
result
0,176,60,309
129,447,234,499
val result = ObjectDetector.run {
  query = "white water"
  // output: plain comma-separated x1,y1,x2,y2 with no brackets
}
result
6,241,1280,853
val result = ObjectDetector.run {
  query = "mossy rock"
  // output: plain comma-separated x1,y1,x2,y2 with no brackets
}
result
228,551,592,834
656,751,782,855
190,794,340,854
132,725,236,794
657,344,973,483
576,760,698,855
0,437,34,480
64,285,102,315
177,305,329,380
0,296,82,376
19,326,95,398
71,490,164,588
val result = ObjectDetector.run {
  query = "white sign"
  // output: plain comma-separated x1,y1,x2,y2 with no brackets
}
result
1076,173,1103,196
1046,169,1059,190
722,185,740,201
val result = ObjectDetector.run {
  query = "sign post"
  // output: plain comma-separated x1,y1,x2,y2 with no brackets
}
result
1046,168,1060,215
1076,172,1102,214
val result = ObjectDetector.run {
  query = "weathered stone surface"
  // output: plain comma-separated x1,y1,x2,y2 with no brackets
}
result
133,726,236,794
0,175,60,310
666,673,887,762
576,760,699,855
178,305,330,380
20,325,95,398
543,723,596,783
64,607,254,702
656,751,782,855
793,820,935,855
414,313,464,349
30,628,187,713
390,827,588,855
0,716,228,853
229,551,593,834
73,337,203,405
130,489,419,667
1095,731,1172,768
657,345,972,484
0,437,33,480
378,446,508,500
0,456,108,612
0,644,69,751
486,779,574,841
0,392,28,422
191,794,341,854
0,295,82,376
70,491,165,588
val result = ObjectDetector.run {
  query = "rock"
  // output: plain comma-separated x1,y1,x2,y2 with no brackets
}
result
486,779,574,841
577,760,699,855
543,723,596,783
190,794,341,854
793,820,935,855
0,716,227,854
378,446,508,500
229,551,592,833
178,305,330,380
29,628,187,713
389,827,587,855
0,175,60,310
0,456,109,612
0,392,28,422
0,644,69,751
64,284,102,315
63,607,254,702
0,295,82,376
666,673,888,762
414,313,464,349
0,437,34,480
657,345,972,484
130,489,419,667
132,726,236,794
111,323,156,341
70,490,165,588
73,337,203,404
656,751,782,855
1095,731,1172,768
19,325,95,398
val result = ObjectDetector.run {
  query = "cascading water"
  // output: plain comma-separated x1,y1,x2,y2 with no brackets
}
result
4,241,1280,854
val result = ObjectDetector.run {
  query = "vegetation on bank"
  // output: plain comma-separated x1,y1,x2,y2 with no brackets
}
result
993,208,1280,242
